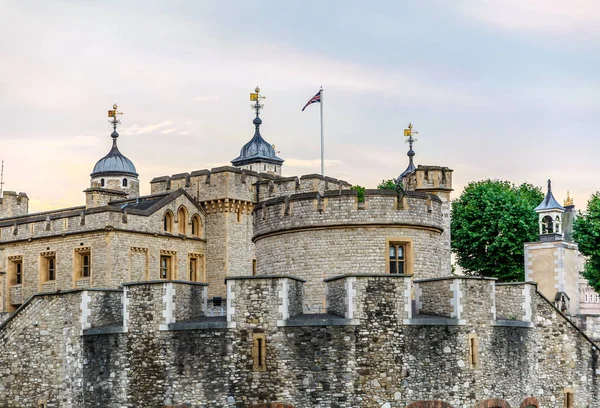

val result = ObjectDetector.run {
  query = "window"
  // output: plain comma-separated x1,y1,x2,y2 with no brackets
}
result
13,260,23,285
468,333,479,368
191,215,202,237
264,165,266,171
160,255,172,280
237,207,242,223
252,332,267,371
100,178,105,187
252,259,257,276
122,178,128,187
564,389,573,408
596,294,600,303
74,248,91,280
41,253,56,282
389,244,405,274
177,206,188,235
189,257,198,281
163,211,174,233
586,294,590,302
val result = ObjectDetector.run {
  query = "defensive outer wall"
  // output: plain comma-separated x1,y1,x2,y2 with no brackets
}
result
253,189,444,309
0,276,597,407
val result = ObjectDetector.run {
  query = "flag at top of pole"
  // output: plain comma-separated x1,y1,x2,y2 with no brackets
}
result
302,88,325,175
302,90,322,111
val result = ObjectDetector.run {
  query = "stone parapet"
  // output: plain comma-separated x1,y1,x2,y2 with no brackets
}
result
495,282,536,322
415,277,497,324
122,280,209,332
0,191,29,219
256,174,351,202
253,189,443,240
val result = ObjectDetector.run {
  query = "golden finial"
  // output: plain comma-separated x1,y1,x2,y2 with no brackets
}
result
564,190,574,207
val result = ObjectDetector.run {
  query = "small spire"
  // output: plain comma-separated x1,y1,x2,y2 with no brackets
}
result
547,179,552,193
397,122,419,181
249,87,266,135
564,190,574,207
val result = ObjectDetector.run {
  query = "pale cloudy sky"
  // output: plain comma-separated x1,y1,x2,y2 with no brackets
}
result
1,1,600,213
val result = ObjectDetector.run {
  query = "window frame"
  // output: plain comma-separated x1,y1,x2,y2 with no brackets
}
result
160,254,173,280
73,247,92,282
41,252,57,283
385,238,413,275
191,214,202,237
163,210,174,233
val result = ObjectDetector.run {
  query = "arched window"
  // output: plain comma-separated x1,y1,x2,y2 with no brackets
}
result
163,211,174,233
542,215,554,234
100,178,105,187
177,206,188,235
191,214,202,237
122,178,128,187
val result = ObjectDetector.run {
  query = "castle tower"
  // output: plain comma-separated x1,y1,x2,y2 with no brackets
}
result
231,87,284,175
398,124,453,275
525,180,579,316
534,179,565,241
89,104,139,199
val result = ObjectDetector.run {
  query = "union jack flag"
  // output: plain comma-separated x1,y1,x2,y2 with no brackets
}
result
302,90,321,111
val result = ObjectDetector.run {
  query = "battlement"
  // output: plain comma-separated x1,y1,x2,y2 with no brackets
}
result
0,191,29,219
256,174,352,202
150,167,352,205
403,165,453,192
253,189,443,240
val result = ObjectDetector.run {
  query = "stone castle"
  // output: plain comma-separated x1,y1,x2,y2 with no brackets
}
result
0,95,598,407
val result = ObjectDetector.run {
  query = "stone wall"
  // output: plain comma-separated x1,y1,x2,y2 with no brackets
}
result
254,190,443,309
0,191,29,219
0,278,599,407
495,282,535,322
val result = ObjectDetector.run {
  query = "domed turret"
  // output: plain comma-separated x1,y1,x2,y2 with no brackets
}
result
89,104,139,198
231,87,284,175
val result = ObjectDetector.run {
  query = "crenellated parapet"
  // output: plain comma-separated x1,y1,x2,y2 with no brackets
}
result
256,174,352,202
0,191,29,219
253,189,443,240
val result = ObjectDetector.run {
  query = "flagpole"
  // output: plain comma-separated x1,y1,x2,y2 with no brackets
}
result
320,86,324,176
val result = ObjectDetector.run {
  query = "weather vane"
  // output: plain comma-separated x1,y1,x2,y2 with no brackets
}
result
107,103,124,133
249,86,266,117
404,122,418,151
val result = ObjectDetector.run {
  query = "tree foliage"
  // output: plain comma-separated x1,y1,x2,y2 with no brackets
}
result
377,179,397,190
451,180,543,282
351,185,365,202
573,192,600,292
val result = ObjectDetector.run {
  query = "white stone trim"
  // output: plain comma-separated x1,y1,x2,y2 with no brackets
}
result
403,277,413,323
555,247,565,292
277,278,290,326
80,290,91,334
122,287,129,332
450,279,463,320
491,281,496,321
160,282,175,330
226,280,236,328
202,286,208,315
345,277,357,319
522,284,532,322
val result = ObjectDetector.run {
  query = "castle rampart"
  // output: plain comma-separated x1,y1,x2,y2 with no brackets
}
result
0,275,597,407
253,189,444,309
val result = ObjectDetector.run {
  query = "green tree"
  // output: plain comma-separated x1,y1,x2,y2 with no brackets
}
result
451,180,543,281
351,185,365,202
573,192,600,292
377,179,397,190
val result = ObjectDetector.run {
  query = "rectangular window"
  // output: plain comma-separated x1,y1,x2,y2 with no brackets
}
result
74,248,91,280
14,260,23,285
160,255,172,280
468,334,479,368
252,259,257,276
389,244,405,274
41,253,56,282
252,332,267,372
565,389,573,408
189,257,197,281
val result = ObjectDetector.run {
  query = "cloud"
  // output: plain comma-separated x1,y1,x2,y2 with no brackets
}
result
460,0,600,37
122,121,173,135
160,129,176,135
284,158,343,168
179,131,191,135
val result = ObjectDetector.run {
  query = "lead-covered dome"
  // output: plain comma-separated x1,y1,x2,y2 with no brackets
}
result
231,117,284,167
91,131,138,177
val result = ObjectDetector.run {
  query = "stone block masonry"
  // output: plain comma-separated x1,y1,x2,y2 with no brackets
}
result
0,276,598,406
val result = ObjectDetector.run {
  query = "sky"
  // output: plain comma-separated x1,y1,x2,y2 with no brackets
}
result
1,0,600,213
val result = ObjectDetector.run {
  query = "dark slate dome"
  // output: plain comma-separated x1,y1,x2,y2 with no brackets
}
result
91,131,138,177
231,117,283,166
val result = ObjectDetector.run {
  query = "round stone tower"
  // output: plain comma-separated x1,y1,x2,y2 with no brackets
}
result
90,105,139,198
252,189,444,310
